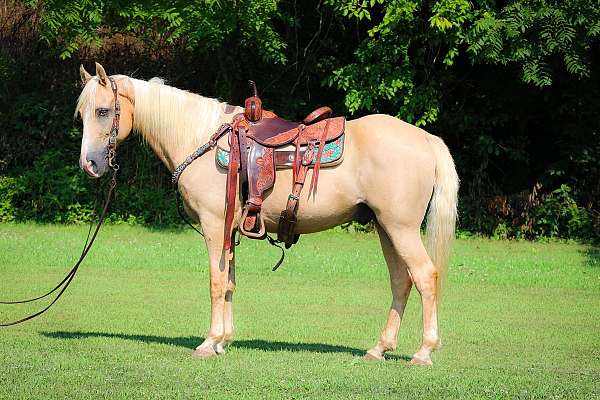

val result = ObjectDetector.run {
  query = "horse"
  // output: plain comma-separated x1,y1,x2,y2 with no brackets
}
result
76,62,459,365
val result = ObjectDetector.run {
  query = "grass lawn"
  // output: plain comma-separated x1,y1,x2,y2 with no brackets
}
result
0,224,598,399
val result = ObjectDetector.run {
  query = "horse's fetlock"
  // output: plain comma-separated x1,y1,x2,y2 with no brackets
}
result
222,333,234,344
423,334,440,351
207,329,225,343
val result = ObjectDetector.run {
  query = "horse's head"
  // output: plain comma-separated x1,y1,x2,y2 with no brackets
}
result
76,62,135,178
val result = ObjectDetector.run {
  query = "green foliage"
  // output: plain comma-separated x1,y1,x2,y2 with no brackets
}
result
492,222,509,240
1,0,598,241
327,0,600,123
0,53,13,81
530,184,592,239
325,0,444,125
467,0,599,87
1,145,181,226
461,184,595,241
0,176,18,222
7,149,94,222
32,0,287,63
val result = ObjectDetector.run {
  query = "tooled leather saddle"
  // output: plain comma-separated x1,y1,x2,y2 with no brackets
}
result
223,81,346,251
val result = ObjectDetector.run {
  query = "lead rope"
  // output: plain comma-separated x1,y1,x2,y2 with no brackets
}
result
0,173,117,326
0,76,121,327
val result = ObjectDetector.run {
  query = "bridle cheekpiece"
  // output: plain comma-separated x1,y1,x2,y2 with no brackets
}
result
107,76,120,171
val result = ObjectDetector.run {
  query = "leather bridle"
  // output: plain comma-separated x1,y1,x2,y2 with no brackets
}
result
0,76,121,327
107,76,120,171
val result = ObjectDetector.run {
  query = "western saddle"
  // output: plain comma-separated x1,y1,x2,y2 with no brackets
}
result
172,81,346,259
222,81,345,252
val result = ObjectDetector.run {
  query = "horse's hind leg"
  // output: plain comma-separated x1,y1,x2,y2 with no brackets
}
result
381,225,441,365
365,224,413,360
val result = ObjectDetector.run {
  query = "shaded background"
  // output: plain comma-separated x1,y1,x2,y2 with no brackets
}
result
0,0,598,240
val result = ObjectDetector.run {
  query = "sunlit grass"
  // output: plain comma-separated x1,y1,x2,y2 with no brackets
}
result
0,224,598,399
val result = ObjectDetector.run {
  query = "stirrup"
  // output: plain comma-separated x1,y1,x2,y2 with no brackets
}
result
239,207,266,239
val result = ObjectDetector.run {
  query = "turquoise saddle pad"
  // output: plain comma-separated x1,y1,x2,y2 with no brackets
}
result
216,134,345,169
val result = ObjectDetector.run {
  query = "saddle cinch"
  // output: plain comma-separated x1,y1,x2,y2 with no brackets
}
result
221,81,346,251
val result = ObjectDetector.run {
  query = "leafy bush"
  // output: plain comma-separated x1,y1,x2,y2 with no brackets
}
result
530,185,593,239
460,183,596,241
10,149,95,223
0,176,18,222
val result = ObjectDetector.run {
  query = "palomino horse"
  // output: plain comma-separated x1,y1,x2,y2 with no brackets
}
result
76,63,458,365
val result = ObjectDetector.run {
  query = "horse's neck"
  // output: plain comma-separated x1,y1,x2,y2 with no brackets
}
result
130,78,240,171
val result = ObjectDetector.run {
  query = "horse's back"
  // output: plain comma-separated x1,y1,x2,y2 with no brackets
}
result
346,114,435,153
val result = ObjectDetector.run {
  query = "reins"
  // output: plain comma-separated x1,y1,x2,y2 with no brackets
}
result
0,76,121,327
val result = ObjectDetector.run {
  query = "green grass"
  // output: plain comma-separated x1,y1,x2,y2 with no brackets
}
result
0,224,598,399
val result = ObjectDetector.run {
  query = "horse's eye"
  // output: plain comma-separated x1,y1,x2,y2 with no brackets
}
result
96,108,110,118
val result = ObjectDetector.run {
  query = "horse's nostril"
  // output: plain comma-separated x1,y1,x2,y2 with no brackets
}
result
89,160,98,174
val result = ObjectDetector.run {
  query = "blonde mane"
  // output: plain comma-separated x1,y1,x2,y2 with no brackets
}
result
76,76,233,154
131,78,228,152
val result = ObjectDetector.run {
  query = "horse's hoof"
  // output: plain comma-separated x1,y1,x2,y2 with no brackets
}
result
192,346,218,359
363,351,384,361
410,355,432,366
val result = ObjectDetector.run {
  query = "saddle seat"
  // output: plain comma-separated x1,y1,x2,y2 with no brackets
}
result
236,110,343,148
223,81,346,252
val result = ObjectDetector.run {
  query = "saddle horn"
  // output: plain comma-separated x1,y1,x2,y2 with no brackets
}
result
244,80,262,122
248,80,258,97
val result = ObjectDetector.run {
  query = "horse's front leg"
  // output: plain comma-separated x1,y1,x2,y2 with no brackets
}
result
216,248,235,354
192,219,234,358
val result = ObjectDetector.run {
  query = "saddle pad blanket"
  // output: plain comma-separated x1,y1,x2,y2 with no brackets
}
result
216,134,345,170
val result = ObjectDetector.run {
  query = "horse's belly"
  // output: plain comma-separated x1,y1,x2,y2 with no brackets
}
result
259,164,360,234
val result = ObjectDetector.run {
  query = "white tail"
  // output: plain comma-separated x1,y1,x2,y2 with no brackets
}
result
424,134,459,297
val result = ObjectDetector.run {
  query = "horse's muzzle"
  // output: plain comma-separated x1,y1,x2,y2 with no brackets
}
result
81,159,99,178
80,148,108,178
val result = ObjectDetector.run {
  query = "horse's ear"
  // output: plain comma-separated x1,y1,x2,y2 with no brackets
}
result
79,64,92,86
95,62,108,86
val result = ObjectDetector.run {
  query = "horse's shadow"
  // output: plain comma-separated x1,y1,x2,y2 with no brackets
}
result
40,331,410,361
